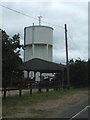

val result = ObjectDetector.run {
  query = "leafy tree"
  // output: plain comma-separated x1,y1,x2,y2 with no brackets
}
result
2,30,23,88
69,58,88,88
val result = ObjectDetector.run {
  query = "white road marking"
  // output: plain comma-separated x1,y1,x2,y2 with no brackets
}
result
70,105,89,120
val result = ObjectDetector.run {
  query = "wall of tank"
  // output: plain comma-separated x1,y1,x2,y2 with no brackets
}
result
24,26,53,62
24,26,53,45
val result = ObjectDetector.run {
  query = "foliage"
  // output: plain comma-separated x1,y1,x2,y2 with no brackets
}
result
2,30,23,87
69,58,88,88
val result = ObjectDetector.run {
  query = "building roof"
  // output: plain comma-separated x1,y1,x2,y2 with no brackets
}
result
19,58,66,73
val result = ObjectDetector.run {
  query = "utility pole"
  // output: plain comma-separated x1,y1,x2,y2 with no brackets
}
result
64,24,70,89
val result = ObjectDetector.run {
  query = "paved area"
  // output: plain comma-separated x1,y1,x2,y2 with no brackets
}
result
70,105,89,119
49,98,88,119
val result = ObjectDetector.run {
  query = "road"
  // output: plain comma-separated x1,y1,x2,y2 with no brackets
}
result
49,98,89,119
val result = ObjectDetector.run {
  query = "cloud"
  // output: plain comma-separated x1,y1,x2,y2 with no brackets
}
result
0,7,2,28
0,0,88,63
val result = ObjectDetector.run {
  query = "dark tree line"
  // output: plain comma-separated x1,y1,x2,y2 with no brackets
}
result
69,58,88,88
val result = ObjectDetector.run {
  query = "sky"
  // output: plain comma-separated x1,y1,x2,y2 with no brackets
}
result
0,0,89,64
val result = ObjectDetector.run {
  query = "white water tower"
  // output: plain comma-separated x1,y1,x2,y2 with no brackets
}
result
24,24,53,62
24,19,53,80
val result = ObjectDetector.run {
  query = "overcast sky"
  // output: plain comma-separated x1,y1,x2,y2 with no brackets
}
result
0,0,88,64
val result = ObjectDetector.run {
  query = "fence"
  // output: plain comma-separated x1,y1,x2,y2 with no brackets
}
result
2,85,67,98
2,77,68,98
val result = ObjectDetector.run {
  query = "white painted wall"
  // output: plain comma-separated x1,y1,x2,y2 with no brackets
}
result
24,25,53,62
25,44,53,61
25,26,53,45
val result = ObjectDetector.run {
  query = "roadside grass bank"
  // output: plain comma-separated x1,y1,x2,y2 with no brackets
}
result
3,87,88,107
2,87,88,118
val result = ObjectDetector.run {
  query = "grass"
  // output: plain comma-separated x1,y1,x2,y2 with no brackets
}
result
29,108,52,117
2,87,88,117
2,87,88,107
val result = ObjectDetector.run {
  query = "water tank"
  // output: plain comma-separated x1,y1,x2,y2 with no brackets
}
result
24,25,53,62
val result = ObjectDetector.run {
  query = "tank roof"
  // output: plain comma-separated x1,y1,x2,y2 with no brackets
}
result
25,25,53,30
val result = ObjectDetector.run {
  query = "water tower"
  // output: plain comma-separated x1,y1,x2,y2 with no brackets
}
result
24,25,53,62
24,18,53,80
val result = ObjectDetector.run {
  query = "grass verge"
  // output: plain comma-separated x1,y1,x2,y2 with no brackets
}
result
2,87,88,107
2,87,88,117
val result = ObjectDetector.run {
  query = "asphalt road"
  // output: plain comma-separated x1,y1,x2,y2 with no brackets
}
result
72,107,88,118
49,98,89,119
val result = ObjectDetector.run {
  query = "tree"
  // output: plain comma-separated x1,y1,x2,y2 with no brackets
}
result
2,30,23,88
69,58,88,88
